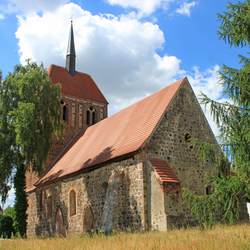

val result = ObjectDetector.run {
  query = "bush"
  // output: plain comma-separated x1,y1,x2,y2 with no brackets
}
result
0,216,15,238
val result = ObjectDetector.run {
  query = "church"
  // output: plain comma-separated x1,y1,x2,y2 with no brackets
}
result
25,22,242,237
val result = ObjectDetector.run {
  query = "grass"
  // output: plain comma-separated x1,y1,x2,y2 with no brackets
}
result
0,223,250,250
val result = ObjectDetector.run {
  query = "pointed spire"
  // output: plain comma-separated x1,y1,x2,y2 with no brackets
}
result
66,20,76,77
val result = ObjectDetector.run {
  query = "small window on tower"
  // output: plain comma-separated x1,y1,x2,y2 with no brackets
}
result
61,100,68,121
86,106,96,126
92,111,96,125
63,106,67,120
87,110,90,125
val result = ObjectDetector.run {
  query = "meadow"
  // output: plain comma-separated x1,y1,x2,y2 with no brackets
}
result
0,223,249,250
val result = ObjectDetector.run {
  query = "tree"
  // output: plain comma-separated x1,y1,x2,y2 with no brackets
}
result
3,206,15,220
183,0,250,226
0,60,63,237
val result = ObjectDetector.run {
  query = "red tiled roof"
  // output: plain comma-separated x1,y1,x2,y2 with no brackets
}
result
148,158,180,183
36,78,185,186
47,64,108,104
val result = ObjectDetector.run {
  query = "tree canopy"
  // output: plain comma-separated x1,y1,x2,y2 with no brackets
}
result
183,0,250,226
0,60,63,236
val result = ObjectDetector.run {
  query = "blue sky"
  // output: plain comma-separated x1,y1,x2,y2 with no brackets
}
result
0,0,248,208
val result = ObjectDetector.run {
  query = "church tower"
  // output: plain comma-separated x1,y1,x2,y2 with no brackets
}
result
26,22,108,190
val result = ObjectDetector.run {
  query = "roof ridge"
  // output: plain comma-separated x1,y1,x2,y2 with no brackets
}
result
36,78,186,186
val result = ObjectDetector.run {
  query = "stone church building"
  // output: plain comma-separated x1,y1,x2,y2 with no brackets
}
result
26,22,228,237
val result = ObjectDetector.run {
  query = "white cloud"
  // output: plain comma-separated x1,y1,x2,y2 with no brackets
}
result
15,3,184,116
0,14,4,19
106,0,175,16
4,186,15,209
15,2,223,135
176,1,197,17
186,65,224,138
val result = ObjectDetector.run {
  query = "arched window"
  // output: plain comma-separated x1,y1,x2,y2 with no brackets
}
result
69,190,76,216
86,107,96,126
87,110,90,125
47,196,52,218
61,100,68,121
92,111,96,125
83,206,94,231
63,106,67,120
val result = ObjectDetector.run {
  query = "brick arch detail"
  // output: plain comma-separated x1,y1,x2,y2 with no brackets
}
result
83,204,95,231
55,206,65,236
86,106,97,126
61,99,69,122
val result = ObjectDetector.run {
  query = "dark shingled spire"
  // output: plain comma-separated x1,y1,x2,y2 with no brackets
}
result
66,20,76,77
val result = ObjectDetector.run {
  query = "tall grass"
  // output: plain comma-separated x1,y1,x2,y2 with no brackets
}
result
0,223,249,250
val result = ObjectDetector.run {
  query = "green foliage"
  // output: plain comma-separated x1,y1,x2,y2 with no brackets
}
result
0,216,15,238
183,0,250,226
0,60,63,236
3,206,15,219
217,0,250,48
14,162,28,237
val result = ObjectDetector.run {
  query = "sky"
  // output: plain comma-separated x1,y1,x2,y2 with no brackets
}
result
0,0,249,209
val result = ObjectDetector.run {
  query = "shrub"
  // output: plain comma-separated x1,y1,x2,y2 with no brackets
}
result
0,216,15,238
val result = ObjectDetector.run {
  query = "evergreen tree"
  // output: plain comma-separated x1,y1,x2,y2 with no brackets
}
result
183,0,250,226
0,60,63,237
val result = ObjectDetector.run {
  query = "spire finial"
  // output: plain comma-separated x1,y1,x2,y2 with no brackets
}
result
66,20,76,77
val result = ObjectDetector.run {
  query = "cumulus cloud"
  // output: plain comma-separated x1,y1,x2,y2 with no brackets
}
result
3,186,15,208
14,1,222,131
0,14,4,19
106,0,174,16
16,3,185,116
176,1,197,17
186,65,223,137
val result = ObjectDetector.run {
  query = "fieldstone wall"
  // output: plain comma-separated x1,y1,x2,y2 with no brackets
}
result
146,163,167,231
145,79,219,228
26,153,146,237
